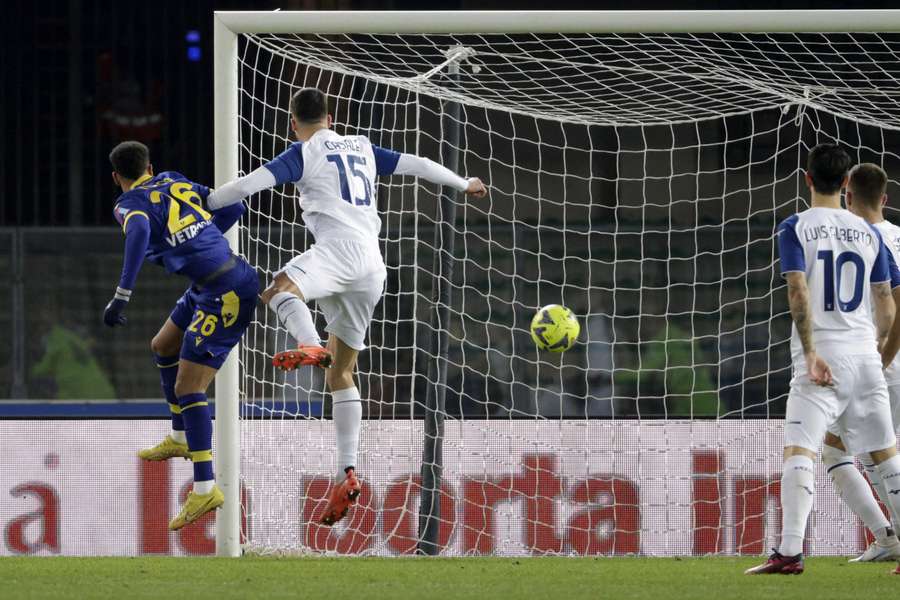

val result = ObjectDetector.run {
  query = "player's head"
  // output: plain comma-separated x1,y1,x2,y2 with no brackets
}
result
846,162,888,216
805,143,851,196
289,88,332,139
109,141,153,191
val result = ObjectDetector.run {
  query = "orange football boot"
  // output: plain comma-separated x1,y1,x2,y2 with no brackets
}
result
320,468,361,526
272,346,334,370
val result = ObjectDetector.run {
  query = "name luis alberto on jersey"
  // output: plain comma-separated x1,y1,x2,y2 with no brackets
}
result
166,220,210,247
802,225,873,246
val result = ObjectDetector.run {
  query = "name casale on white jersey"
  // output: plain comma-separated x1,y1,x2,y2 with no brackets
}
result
165,220,211,247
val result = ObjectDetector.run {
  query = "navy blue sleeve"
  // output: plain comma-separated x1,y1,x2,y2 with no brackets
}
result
211,201,246,235
117,215,150,291
887,249,900,289
871,226,891,283
263,142,304,185
776,215,805,275
372,145,402,176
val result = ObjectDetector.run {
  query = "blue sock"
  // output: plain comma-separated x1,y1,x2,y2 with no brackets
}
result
178,392,214,484
154,353,183,432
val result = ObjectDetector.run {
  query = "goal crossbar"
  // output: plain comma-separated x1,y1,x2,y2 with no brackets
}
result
215,10,900,34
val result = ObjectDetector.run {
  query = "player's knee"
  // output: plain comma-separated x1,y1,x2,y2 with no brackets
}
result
150,333,178,358
822,443,851,468
870,446,899,465
325,368,354,392
261,274,301,305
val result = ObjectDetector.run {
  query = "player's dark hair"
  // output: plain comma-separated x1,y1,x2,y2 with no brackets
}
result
806,143,851,195
290,88,328,124
109,141,150,181
849,163,888,210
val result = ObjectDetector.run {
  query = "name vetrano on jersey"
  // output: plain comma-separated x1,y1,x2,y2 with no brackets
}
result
801,224,873,244
165,219,211,247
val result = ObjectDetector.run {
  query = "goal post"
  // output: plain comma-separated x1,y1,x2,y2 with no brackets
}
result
213,10,900,558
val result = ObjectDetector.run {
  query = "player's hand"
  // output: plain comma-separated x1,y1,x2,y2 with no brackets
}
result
805,352,833,387
103,298,128,327
464,177,487,198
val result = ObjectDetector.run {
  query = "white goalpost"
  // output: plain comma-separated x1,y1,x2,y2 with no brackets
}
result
213,10,900,558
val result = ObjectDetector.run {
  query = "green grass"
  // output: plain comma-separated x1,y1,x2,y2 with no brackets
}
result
0,556,896,600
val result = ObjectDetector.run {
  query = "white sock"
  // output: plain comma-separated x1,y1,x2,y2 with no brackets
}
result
269,291,320,346
171,430,187,444
862,456,900,534
778,454,816,557
193,479,215,495
332,386,362,480
823,446,891,541
875,455,900,535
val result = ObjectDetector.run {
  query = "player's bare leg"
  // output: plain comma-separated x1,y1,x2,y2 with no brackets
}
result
168,360,224,531
262,273,333,369
320,335,362,526
821,432,900,562
140,318,191,461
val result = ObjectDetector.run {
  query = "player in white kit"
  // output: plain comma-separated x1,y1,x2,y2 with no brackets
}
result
207,88,486,525
747,145,900,575
820,164,900,564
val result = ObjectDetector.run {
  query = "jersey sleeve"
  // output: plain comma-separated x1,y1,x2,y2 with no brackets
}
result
776,215,804,275
113,196,150,233
887,249,900,289
116,209,151,292
871,227,891,283
372,145,402,176
263,142,304,185
210,201,246,235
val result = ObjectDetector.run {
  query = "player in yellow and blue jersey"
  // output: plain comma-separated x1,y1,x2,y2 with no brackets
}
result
104,141,258,531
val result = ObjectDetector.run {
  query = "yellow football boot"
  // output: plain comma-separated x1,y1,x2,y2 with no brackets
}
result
137,435,191,461
168,485,225,531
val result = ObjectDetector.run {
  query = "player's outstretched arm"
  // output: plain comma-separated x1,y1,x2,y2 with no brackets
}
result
785,272,832,386
206,167,277,210
103,212,151,327
384,151,486,198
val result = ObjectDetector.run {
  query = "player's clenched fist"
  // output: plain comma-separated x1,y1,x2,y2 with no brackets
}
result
465,177,487,198
103,297,128,327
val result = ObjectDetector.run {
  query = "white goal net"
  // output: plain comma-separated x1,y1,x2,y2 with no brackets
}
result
230,24,900,556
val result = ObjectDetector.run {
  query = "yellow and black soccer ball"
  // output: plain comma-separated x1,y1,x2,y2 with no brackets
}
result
530,304,579,352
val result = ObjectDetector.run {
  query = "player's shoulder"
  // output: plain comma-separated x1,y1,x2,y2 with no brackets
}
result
776,211,803,232
114,188,149,209
156,170,189,183
875,218,900,238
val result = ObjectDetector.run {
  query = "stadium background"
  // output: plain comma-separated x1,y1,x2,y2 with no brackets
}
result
3,0,900,559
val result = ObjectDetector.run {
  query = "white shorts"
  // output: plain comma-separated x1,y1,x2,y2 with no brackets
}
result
787,353,895,456
889,381,900,433
277,239,386,351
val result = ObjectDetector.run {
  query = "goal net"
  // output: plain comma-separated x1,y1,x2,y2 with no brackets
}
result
226,20,900,556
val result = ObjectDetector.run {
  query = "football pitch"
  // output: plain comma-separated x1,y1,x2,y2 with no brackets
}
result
1,556,897,600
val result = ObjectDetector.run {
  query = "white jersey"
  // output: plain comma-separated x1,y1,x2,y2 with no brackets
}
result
874,219,900,382
777,206,891,361
263,129,401,246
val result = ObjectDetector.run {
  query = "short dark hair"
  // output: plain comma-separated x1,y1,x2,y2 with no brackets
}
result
807,143,852,195
849,163,888,210
290,88,328,124
109,141,150,181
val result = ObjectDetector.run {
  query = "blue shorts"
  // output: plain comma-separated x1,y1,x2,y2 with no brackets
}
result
170,258,259,369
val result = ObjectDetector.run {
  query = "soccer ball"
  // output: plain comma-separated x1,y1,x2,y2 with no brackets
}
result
530,304,579,352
